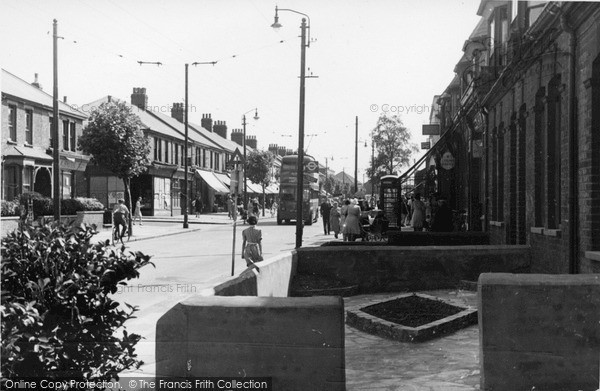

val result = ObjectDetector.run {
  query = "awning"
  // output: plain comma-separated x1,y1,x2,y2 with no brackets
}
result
245,180,263,194
195,170,230,194
214,172,231,189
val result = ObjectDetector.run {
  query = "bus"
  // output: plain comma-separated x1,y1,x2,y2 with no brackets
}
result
277,154,320,225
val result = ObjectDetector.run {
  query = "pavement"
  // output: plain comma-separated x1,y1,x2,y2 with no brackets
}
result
97,213,481,390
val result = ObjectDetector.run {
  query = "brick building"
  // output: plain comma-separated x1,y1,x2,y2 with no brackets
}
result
1,69,88,201
404,1,600,274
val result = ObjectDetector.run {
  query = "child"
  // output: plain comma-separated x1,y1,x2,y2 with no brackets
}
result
241,215,263,270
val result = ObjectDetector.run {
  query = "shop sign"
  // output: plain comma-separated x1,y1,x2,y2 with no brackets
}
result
440,151,455,170
421,141,431,150
422,124,440,136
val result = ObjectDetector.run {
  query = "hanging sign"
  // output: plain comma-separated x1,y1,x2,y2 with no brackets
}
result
440,151,455,170
422,124,440,136
421,141,431,150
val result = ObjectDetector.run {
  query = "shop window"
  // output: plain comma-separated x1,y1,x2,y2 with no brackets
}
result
62,171,73,199
497,122,505,221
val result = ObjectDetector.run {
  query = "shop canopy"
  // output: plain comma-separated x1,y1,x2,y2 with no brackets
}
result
195,170,229,194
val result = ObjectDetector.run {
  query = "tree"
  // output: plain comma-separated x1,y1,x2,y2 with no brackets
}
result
245,150,275,216
370,114,418,175
79,101,151,235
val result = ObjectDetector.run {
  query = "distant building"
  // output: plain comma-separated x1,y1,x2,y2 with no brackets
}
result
1,69,88,201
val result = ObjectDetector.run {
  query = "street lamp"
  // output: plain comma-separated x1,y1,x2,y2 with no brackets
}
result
242,108,259,207
271,5,311,249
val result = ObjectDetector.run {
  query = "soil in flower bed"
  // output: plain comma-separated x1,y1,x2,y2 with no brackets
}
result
360,294,464,328
290,273,358,296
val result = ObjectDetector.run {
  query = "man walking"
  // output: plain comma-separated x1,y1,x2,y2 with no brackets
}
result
320,198,332,235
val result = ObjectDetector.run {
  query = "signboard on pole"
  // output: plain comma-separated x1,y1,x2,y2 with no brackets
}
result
304,161,318,173
421,141,431,150
230,148,244,164
422,124,440,136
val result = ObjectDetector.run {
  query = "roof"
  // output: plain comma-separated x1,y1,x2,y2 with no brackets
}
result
146,111,221,150
1,69,87,119
3,145,52,161
84,96,186,143
189,122,243,153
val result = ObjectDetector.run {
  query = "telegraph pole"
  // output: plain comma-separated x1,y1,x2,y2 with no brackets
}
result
354,116,358,194
52,19,61,222
183,64,189,228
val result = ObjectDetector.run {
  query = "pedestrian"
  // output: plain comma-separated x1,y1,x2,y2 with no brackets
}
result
133,196,143,225
112,199,130,244
320,198,332,235
340,199,350,241
405,194,413,226
399,197,408,227
242,215,263,271
227,195,234,219
330,201,341,239
252,198,260,218
431,196,454,232
194,194,203,218
410,193,426,231
342,198,362,241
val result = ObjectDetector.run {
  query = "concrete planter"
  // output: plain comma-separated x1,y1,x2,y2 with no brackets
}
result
1,216,20,237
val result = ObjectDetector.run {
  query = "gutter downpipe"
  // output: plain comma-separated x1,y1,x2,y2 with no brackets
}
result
483,107,489,233
561,12,579,274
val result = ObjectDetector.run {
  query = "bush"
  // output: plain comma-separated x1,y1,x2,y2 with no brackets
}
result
1,200,21,217
17,194,105,218
1,222,153,381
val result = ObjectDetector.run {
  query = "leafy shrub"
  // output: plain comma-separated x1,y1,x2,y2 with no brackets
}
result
17,194,105,218
1,222,153,381
1,200,21,217
61,198,105,215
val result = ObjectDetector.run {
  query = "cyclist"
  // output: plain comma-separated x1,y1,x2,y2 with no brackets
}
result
112,199,130,244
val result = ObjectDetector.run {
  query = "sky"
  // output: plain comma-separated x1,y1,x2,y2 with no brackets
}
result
0,0,482,177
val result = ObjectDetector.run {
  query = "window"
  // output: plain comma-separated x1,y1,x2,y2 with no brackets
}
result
154,137,162,161
62,120,69,150
214,152,220,171
25,109,33,144
534,87,546,226
3,166,18,201
70,122,76,151
546,76,562,229
175,143,179,165
165,141,170,163
62,171,72,199
23,166,33,193
49,117,54,148
8,105,17,141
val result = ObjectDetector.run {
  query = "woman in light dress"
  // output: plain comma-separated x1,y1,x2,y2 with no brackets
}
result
410,193,426,231
342,198,362,241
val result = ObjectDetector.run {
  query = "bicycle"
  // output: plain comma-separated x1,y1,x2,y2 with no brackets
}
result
112,215,130,245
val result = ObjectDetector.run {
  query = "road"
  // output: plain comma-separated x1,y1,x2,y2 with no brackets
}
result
111,215,328,376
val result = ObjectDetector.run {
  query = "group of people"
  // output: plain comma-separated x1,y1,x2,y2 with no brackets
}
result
399,193,454,232
320,198,365,241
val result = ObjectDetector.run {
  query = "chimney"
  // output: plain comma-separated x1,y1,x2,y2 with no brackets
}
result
278,146,287,157
286,148,293,156
171,102,184,123
131,87,148,109
31,73,42,89
268,144,279,155
213,120,227,138
246,135,257,149
63,96,67,103
201,114,213,132
231,128,244,147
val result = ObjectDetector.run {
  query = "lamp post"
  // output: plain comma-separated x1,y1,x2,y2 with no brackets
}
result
242,108,259,207
272,6,311,249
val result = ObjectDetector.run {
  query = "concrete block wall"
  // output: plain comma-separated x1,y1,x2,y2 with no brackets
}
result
478,273,600,391
156,296,345,391
296,245,531,293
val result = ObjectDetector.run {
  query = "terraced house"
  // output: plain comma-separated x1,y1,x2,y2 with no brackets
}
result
1,69,89,202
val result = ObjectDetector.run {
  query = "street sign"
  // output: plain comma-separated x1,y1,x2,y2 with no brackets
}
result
421,141,431,149
230,148,244,164
304,161,318,173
